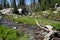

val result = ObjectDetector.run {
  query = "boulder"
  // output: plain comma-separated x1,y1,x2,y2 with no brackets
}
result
1,8,13,15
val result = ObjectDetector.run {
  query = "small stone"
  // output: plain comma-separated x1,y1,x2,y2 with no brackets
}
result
13,27,16,29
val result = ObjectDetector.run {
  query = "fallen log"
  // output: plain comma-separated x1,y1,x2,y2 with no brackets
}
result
35,19,54,40
35,19,49,32
43,30,54,40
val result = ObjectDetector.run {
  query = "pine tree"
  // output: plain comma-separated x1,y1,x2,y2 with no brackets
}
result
18,0,25,8
6,2,10,8
12,0,19,14
38,0,41,5
3,0,7,8
0,4,2,10
0,0,3,9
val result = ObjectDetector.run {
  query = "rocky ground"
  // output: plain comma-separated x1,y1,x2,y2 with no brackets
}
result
1,17,60,40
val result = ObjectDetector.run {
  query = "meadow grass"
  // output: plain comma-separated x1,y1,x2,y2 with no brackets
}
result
0,25,28,40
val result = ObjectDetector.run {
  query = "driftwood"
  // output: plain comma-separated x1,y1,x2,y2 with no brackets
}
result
43,30,54,40
35,19,49,31
35,19,54,40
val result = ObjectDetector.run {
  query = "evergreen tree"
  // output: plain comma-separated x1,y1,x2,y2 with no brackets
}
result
12,0,19,14
38,0,41,5
0,4,2,10
6,2,10,8
18,0,25,8
3,0,7,8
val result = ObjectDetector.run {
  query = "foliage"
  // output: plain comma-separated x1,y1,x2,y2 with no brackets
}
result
38,0,60,11
0,25,28,40
13,16,35,25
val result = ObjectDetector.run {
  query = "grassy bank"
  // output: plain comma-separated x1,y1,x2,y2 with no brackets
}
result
0,25,28,40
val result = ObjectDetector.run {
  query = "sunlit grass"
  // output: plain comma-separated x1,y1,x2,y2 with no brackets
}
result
0,25,28,40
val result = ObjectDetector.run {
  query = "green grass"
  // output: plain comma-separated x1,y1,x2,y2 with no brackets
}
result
37,18,60,30
0,25,28,40
13,16,35,25
3,15,60,30
12,16,60,30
